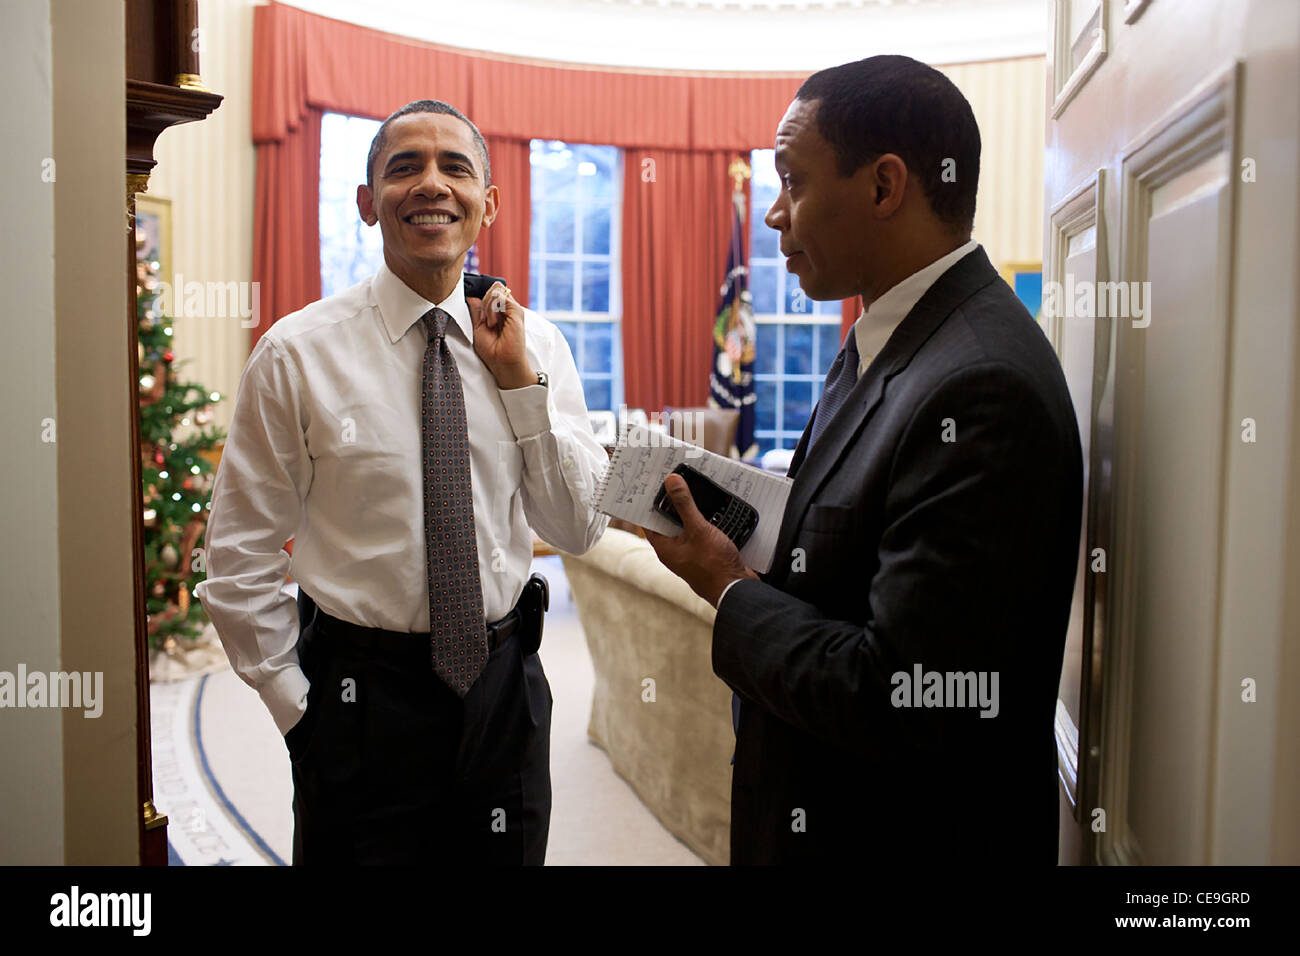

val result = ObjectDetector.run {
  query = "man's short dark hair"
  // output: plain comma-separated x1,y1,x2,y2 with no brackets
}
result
366,99,491,191
796,55,980,234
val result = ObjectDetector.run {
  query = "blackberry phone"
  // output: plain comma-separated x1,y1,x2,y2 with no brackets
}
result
654,463,759,550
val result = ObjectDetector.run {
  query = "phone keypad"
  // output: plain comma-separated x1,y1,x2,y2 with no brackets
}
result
710,500,756,547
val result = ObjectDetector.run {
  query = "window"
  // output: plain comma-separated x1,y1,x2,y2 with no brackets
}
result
529,140,623,412
749,148,845,456
320,113,384,297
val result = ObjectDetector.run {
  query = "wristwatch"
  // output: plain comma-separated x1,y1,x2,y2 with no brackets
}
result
536,370,549,388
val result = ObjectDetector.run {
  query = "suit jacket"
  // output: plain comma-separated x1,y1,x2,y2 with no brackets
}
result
714,247,1083,865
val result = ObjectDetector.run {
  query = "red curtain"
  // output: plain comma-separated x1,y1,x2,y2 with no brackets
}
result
622,149,738,409
251,3,804,151
474,136,531,305
250,107,321,352
250,0,825,406
842,296,862,338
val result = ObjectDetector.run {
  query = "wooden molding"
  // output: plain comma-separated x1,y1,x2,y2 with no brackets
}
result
126,78,222,177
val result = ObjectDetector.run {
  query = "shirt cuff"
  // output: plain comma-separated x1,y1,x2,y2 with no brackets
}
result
497,383,550,440
716,577,746,610
259,665,312,736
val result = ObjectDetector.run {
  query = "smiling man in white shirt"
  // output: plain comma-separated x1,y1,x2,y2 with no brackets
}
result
195,99,609,865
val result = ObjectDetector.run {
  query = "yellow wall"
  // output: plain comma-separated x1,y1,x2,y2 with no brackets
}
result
149,0,257,436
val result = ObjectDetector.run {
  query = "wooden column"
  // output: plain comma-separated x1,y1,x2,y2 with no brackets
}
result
125,0,222,866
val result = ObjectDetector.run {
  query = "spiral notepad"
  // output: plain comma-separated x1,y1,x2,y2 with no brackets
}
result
593,425,793,574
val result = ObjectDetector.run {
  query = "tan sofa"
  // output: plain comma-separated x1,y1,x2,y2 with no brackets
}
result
560,528,734,865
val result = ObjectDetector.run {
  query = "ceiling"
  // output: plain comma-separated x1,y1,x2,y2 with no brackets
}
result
281,0,1046,72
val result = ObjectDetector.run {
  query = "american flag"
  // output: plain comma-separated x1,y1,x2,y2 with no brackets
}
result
708,173,757,459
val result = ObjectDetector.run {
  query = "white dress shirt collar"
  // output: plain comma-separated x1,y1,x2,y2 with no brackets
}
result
373,261,474,345
853,238,980,375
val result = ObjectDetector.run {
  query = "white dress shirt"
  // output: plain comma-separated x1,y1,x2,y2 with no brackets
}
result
195,263,610,734
716,239,981,608
851,238,979,374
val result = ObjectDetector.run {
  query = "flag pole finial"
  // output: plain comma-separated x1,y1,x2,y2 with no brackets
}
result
729,158,752,194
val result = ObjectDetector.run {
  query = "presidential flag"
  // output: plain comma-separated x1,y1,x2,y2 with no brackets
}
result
708,169,758,459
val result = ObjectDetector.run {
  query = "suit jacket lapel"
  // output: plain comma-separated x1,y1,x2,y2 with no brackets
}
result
766,247,1000,588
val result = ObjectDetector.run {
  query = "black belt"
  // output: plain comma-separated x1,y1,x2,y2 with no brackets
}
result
300,575,545,657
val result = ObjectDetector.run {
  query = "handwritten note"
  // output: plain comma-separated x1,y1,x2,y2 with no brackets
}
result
593,426,793,573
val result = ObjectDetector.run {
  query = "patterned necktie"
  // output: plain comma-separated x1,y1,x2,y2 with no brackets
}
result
808,329,861,449
421,307,487,696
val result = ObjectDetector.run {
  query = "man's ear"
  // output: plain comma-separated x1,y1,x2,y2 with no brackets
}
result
870,154,908,219
479,184,501,229
357,184,378,226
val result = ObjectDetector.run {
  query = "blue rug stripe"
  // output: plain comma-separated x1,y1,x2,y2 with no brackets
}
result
193,673,289,866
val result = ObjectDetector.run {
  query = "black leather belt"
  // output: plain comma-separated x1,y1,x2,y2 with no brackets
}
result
485,607,520,651
301,584,536,656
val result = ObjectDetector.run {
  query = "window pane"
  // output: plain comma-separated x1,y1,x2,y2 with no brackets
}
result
755,380,777,433
787,280,816,316
751,215,779,260
320,113,384,297
755,322,778,376
528,140,622,407
583,377,612,411
346,116,381,178
529,267,540,311
750,149,782,263
573,144,613,199
750,263,778,315
574,144,617,201
582,204,611,255
533,142,577,200
581,260,610,313
554,321,580,356
783,380,813,433
546,260,575,312
542,202,575,253
818,322,843,373
319,201,342,242
320,177,347,203
784,323,813,375
319,114,352,183
582,321,612,375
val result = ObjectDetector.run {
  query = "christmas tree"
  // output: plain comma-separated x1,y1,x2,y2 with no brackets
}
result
135,230,226,648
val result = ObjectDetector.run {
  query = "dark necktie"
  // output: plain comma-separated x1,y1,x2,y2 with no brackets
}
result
421,307,487,696
808,330,861,449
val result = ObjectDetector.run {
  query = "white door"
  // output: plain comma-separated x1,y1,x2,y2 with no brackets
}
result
1044,0,1300,866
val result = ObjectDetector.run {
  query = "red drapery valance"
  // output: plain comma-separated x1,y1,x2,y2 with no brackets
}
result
252,0,832,408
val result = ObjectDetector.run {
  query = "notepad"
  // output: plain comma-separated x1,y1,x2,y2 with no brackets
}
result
593,425,793,573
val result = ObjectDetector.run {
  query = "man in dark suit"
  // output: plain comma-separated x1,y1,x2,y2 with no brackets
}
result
646,55,1082,865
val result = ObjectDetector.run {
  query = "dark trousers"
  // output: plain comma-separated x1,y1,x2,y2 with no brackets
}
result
288,588,553,865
